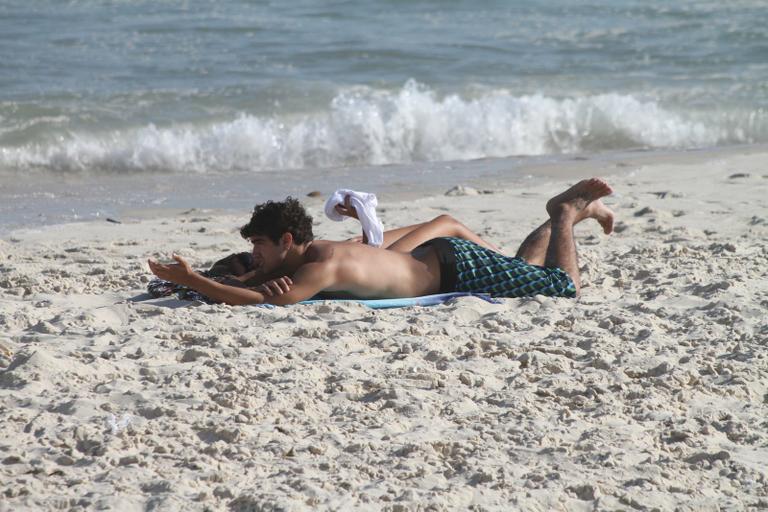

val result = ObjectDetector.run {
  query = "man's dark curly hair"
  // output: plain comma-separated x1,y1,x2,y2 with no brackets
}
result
240,197,314,245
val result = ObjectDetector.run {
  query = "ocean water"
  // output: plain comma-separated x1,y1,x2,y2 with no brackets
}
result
1,0,767,229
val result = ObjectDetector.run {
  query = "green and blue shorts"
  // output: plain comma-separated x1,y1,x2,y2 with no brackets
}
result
423,237,577,298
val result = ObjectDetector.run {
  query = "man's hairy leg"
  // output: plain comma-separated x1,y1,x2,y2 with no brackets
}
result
516,193,615,266
543,178,614,295
515,221,551,265
545,216,581,292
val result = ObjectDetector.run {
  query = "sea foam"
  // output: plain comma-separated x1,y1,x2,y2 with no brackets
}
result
0,81,762,174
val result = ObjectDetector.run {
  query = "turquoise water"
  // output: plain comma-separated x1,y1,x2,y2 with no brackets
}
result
1,0,767,175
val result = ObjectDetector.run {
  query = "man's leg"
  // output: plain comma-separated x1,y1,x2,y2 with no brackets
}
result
515,221,551,265
516,193,614,266
541,178,614,295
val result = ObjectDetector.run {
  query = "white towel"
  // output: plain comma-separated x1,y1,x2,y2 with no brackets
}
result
324,189,384,247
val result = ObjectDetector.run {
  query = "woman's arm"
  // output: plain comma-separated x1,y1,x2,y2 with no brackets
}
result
148,255,332,306
148,255,267,305
334,198,428,248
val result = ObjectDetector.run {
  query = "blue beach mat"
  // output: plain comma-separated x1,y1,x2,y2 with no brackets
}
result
146,278,500,309
290,292,501,309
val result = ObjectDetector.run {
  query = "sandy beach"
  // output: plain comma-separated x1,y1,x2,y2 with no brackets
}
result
1,147,767,511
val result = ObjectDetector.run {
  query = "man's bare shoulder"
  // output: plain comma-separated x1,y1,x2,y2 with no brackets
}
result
304,239,371,263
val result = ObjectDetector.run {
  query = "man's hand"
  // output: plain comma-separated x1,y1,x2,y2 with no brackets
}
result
334,195,359,219
254,276,293,296
148,254,196,286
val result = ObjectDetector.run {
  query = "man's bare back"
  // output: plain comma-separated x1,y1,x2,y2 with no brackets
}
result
298,240,442,299
148,237,442,306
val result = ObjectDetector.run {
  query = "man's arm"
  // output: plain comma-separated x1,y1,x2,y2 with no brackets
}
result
255,261,334,306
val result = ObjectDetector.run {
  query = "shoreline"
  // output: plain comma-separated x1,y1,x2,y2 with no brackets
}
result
2,142,767,238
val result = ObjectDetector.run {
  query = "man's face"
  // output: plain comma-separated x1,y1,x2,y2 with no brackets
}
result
248,234,285,273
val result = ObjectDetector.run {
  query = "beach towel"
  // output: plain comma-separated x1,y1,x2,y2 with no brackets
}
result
146,278,500,309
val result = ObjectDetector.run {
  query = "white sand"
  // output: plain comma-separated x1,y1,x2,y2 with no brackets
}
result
1,148,767,511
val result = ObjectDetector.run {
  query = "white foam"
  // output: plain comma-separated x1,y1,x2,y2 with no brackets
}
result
0,81,764,174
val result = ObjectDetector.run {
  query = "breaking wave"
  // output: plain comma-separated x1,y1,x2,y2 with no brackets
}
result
1,81,764,174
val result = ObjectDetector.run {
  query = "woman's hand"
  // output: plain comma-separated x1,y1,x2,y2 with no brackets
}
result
334,195,359,219
148,254,196,285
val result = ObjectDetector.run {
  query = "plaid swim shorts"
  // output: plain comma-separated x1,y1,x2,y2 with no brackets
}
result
423,237,577,298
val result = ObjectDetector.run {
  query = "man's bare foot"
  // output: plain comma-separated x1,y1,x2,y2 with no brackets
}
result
582,199,615,234
546,178,614,224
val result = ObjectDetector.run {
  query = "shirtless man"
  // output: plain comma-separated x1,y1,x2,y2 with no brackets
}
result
148,178,614,305
201,199,504,294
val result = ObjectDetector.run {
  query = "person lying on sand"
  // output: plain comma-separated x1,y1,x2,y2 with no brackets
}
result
199,196,504,295
148,178,615,305
146,203,505,300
